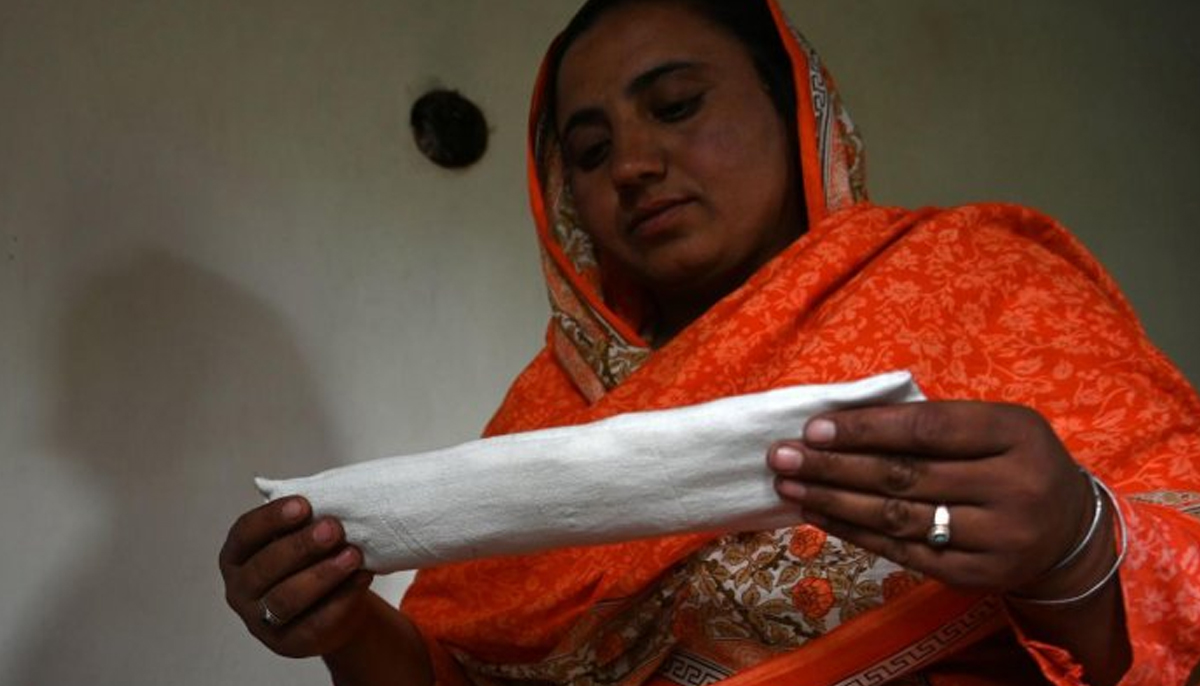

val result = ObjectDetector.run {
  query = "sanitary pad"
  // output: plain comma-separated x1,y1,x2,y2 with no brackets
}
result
256,371,923,572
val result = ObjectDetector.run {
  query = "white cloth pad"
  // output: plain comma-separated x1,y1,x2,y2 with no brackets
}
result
256,371,924,573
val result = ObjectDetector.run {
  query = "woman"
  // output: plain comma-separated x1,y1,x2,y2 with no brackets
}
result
219,1,1200,684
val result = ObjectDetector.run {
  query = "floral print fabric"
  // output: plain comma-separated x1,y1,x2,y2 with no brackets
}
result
401,0,1200,683
403,202,1200,685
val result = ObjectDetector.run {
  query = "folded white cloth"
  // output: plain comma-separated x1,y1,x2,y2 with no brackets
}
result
256,371,923,572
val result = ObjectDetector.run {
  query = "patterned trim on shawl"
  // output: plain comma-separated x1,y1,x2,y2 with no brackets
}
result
828,598,1002,686
657,650,732,686
1129,490,1200,518
656,597,1001,686
779,14,867,209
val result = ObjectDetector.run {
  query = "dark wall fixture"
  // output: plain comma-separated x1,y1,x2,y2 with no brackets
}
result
410,89,489,169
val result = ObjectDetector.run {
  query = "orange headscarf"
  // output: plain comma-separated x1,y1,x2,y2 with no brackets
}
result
402,2,1200,684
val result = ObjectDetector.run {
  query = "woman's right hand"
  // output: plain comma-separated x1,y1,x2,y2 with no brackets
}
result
219,496,375,658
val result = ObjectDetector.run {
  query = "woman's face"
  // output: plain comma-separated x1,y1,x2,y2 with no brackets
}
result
555,1,801,306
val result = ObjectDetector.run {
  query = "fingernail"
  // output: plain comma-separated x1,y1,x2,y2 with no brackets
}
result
777,479,807,500
336,547,360,570
313,520,337,545
282,499,304,521
772,445,803,471
805,418,836,445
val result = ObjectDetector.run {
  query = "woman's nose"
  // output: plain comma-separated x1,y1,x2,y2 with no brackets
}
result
609,126,666,188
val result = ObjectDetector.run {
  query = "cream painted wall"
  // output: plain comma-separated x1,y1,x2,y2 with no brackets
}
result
1,1,1195,685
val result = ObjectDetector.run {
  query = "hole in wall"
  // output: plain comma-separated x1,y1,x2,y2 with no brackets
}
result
410,89,489,169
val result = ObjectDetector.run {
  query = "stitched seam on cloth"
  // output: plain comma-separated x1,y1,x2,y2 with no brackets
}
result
378,511,441,565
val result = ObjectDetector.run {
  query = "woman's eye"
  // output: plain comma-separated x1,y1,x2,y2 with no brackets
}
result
654,94,703,123
572,140,610,171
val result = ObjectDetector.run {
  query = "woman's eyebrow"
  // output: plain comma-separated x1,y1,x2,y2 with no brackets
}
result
561,60,701,140
625,60,700,97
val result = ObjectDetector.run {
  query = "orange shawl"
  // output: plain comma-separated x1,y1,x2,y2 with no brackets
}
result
403,2,1200,684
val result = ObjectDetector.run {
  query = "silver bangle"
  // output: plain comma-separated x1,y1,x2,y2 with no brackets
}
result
1007,473,1127,606
1045,467,1104,574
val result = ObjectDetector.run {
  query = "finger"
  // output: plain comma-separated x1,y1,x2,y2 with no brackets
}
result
258,546,364,630
269,570,375,659
803,402,1035,458
241,517,347,598
220,497,311,569
768,442,994,504
776,480,993,552
806,514,1004,591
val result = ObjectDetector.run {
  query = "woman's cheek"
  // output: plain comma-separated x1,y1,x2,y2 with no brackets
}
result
571,186,621,254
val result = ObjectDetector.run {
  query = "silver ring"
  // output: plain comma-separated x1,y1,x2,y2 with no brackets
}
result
259,598,286,628
926,504,952,548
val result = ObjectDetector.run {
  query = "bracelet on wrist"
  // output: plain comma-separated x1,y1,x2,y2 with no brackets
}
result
1044,466,1104,575
1006,471,1127,607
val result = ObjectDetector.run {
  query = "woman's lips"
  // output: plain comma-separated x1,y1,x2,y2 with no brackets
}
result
628,198,694,240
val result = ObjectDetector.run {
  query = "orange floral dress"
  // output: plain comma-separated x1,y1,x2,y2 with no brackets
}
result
401,2,1200,684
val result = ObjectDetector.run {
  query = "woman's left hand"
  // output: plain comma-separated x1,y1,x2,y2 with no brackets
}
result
768,401,1096,593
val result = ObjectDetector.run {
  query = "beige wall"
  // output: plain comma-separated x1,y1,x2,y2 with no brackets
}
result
1,1,1195,684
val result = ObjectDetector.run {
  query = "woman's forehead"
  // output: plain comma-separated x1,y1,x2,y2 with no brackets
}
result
556,3,754,106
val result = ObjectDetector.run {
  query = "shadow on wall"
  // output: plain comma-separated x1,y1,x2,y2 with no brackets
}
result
11,251,333,685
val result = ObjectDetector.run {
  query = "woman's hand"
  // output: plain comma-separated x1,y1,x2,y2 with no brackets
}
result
767,401,1108,594
219,497,375,658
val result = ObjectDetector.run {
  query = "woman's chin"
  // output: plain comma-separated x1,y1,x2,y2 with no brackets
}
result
644,262,745,306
